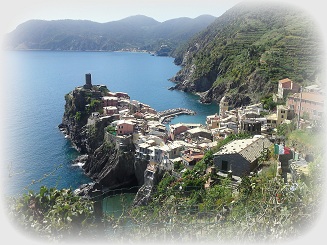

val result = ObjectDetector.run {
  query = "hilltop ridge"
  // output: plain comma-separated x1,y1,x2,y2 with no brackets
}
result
3,15,216,56
170,1,324,108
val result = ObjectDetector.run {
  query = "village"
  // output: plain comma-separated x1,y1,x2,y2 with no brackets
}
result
82,74,324,188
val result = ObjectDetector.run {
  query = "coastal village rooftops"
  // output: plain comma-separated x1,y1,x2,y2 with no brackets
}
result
184,123,203,128
170,123,186,128
146,139,156,146
277,104,288,110
112,119,136,126
278,78,300,89
279,78,293,86
138,142,151,149
104,106,118,110
207,114,219,119
117,119,136,125
215,138,257,155
214,136,272,163
173,140,193,148
168,141,184,149
187,127,211,134
102,96,118,101
220,115,237,122
266,113,277,120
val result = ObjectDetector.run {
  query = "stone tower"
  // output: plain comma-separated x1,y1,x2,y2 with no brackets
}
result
219,96,229,118
83,73,92,89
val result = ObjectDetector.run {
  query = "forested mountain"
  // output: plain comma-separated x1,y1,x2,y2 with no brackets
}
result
170,1,324,107
3,15,216,56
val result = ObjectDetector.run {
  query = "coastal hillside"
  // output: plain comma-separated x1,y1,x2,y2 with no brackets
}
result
170,1,324,107
3,15,215,55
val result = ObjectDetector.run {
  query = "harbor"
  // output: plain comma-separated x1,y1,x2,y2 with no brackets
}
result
158,108,196,124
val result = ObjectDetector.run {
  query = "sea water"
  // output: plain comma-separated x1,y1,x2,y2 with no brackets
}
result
1,50,219,197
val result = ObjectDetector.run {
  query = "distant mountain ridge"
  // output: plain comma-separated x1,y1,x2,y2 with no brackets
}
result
3,15,216,55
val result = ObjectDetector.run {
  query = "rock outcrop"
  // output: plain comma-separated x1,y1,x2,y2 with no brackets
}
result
82,135,138,189
132,166,165,206
60,83,155,200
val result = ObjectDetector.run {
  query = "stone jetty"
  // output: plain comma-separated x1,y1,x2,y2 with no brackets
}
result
158,108,196,124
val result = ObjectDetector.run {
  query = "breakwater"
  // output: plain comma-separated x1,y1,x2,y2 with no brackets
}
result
158,108,196,124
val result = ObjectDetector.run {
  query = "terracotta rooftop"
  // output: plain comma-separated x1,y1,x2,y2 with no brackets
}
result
279,78,293,84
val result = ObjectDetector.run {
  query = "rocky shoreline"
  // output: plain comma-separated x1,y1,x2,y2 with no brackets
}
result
59,79,169,205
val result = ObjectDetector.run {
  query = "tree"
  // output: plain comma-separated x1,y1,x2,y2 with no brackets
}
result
7,186,98,241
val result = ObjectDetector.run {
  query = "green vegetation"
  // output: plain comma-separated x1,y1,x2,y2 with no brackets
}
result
173,2,323,105
126,155,321,242
106,125,116,135
287,129,324,155
7,126,323,242
5,16,215,55
260,94,277,111
7,186,98,241
173,161,184,172
88,99,101,113
6,2,325,242
74,111,82,121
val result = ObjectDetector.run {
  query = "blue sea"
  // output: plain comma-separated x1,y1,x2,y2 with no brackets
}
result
1,51,219,197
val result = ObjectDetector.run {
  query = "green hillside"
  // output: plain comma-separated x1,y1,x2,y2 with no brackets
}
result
171,1,324,107
4,15,216,56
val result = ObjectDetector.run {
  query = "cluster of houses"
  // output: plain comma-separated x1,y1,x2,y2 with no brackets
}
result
84,73,324,187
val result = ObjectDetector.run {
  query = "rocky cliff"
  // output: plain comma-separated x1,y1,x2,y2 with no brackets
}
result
132,166,165,206
82,136,138,189
60,84,148,195
170,1,323,108
59,86,105,153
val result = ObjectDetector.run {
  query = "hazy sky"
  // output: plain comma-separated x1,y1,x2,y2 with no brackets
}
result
0,0,241,33
0,0,326,35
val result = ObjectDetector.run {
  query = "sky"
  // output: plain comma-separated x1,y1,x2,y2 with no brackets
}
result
0,0,242,34
0,0,325,35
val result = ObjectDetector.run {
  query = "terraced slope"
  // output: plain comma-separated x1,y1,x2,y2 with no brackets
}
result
171,1,324,107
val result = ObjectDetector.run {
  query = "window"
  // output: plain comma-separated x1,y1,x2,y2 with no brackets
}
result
222,160,228,172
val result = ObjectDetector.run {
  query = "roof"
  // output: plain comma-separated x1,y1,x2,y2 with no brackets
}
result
265,113,277,120
104,106,118,110
102,96,118,100
170,123,187,129
187,127,211,134
279,78,292,83
139,142,150,149
116,119,136,125
214,136,273,163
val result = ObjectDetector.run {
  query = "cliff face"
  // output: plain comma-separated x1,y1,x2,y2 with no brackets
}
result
82,137,138,189
60,85,149,192
170,1,323,108
132,167,165,206
60,87,105,153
